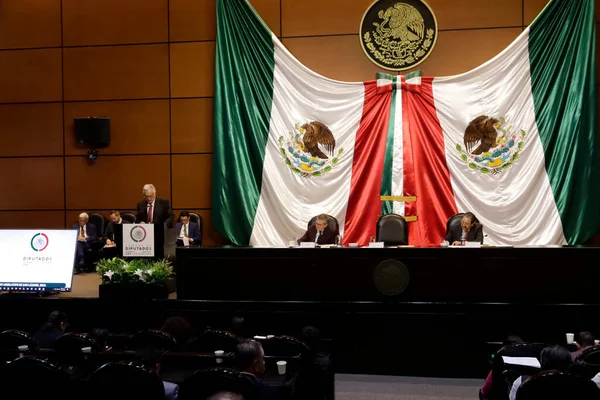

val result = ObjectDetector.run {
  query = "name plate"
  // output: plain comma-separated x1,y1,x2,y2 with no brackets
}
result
299,242,316,248
368,242,385,248
465,242,481,248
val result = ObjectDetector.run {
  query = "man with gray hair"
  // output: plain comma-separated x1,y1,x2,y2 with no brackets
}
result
71,212,97,272
298,214,337,245
135,184,174,227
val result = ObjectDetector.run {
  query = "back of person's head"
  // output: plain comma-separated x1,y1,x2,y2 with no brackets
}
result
235,340,263,371
505,335,524,345
44,311,67,331
135,347,161,371
578,331,595,347
160,316,193,343
540,345,572,370
301,325,321,349
206,392,245,400
90,328,109,347
231,316,245,336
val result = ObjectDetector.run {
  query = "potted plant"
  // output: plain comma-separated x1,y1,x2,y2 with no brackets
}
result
96,257,175,300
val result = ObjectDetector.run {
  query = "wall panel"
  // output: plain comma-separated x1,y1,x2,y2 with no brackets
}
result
0,211,65,229
170,42,216,98
64,100,170,155
171,99,214,153
0,103,63,157
0,0,61,50
0,158,64,210
172,155,212,209
63,45,169,101
65,156,171,210
62,0,168,46
0,49,62,103
169,0,217,42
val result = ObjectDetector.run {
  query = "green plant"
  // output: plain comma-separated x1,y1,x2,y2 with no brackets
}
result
97,257,174,284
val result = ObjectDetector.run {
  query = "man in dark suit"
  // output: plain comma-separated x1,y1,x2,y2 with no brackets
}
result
298,214,337,245
135,184,174,227
236,340,275,400
72,212,97,270
445,212,484,245
104,210,122,246
175,211,201,246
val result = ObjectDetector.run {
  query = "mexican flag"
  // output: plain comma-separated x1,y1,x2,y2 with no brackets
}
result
212,0,600,247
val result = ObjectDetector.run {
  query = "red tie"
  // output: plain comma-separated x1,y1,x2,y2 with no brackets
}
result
148,204,153,223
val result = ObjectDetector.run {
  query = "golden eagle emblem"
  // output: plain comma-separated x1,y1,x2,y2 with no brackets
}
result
456,116,526,175
360,0,438,71
278,122,344,178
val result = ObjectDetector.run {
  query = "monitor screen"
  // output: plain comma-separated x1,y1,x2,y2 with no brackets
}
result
0,230,77,292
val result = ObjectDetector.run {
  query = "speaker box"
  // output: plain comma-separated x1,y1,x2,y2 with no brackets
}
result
74,117,110,148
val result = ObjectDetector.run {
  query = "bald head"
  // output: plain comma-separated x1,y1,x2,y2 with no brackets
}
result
206,392,244,400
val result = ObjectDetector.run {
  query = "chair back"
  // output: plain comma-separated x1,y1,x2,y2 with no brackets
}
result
516,370,600,400
2,356,74,399
54,333,101,364
572,345,600,378
180,367,259,400
89,361,165,400
261,335,310,358
307,215,339,235
189,329,241,353
127,329,177,351
120,212,136,223
88,212,105,237
376,214,408,245
0,329,37,351
489,343,546,400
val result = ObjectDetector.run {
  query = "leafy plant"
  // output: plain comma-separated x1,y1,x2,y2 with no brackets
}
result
97,257,174,284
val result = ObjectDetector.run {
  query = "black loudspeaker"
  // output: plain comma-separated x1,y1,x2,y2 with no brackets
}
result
74,117,110,148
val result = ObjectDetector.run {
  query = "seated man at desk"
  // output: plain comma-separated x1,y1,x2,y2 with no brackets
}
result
298,214,336,245
175,211,201,246
446,212,484,245
104,210,122,246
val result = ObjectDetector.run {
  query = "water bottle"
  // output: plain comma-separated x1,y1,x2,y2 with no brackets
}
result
335,235,341,247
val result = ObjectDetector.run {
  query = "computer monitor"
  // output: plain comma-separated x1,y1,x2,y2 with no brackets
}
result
0,229,77,293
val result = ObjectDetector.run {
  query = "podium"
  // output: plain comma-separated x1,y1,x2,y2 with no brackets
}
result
114,223,169,259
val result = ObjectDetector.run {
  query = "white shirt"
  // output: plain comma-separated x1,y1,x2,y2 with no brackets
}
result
509,376,522,400
315,231,322,243
179,222,190,238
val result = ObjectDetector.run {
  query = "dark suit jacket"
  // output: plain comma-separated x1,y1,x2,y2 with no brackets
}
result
445,222,484,244
72,223,97,242
34,328,64,349
104,221,121,242
298,225,336,245
136,197,174,227
175,221,201,244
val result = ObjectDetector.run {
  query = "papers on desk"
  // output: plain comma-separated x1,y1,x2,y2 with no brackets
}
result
299,242,316,248
502,356,541,368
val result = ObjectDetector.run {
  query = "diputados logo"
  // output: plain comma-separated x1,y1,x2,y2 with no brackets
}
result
30,233,49,252
129,226,147,243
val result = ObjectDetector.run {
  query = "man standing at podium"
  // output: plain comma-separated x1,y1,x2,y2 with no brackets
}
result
136,184,174,227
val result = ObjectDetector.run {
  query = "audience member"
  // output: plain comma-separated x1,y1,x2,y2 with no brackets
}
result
104,210,123,246
509,345,572,400
90,328,110,350
34,311,68,348
72,212,98,271
235,340,274,400
480,335,524,398
231,316,247,338
571,331,595,361
136,348,179,400
207,393,245,400
300,325,333,400
161,316,194,350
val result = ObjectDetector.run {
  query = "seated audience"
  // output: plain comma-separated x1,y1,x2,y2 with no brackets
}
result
231,315,247,338
446,212,483,245
571,331,595,361
136,348,179,400
235,340,274,400
160,316,194,350
480,335,524,399
34,311,68,348
89,328,110,350
104,210,123,246
509,345,572,400
300,325,333,399
73,212,98,270
298,214,336,245
175,211,202,245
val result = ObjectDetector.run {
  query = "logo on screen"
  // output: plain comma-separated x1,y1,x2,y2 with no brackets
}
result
129,226,147,243
30,233,49,252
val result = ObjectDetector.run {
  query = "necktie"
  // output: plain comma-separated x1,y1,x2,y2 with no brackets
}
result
184,224,188,237
315,231,321,243
148,203,153,223
80,226,84,236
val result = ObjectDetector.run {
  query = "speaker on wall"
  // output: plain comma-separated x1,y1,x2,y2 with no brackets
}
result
74,117,110,148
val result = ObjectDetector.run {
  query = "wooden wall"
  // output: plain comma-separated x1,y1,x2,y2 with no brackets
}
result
0,0,596,245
